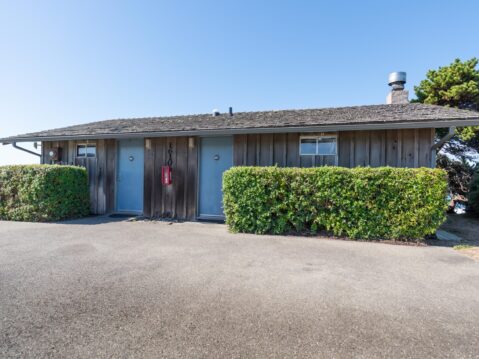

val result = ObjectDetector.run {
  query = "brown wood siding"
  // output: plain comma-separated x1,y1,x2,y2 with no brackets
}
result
40,128,434,219
41,139,117,214
233,129,434,168
143,136,198,220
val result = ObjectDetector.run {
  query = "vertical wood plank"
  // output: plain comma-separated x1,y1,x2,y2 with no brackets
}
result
273,133,286,167
349,133,355,168
89,157,98,214
380,130,386,166
397,130,403,167
420,128,434,168
401,129,415,168
256,135,261,165
413,129,419,168
41,142,50,164
175,136,188,219
96,139,107,214
369,130,383,167
143,138,154,217
186,136,198,220
246,134,257,166
68,141,75,165
354,131,368,167
105,139,117,213
286,133,299,167
233,135,246,166
259,134,273,166
386,130,398,167
155,137,167,217
365,132,370,166
338,131,351,167
165,137,177,217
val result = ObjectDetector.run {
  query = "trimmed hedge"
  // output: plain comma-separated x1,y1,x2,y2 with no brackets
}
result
0,165,90,222
223,166,448,240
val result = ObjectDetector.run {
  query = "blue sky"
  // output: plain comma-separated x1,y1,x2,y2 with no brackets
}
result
1,0,478,165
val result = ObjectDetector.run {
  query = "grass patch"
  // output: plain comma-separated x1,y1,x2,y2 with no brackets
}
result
453,244,474,250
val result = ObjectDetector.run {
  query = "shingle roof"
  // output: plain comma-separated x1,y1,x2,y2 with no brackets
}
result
2,103,479,142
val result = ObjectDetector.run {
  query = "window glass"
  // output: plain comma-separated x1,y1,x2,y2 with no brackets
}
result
317,137,336,155
300,137,337,156
77,145,86,157
77,144,96,157
86,145,96,157
300,139,317,155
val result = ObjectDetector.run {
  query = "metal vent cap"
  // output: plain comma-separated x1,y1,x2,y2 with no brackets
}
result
388,72,407,87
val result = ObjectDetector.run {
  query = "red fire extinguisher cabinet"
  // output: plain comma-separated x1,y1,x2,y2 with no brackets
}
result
161,165,172,185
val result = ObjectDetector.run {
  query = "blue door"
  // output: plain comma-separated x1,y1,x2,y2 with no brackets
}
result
199,137,233,219
117,139,144,213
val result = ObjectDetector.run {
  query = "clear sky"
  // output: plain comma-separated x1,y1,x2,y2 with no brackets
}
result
1,0,478,165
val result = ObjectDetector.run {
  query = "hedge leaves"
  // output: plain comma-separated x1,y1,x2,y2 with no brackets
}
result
223,167,448,240
0,165,90,222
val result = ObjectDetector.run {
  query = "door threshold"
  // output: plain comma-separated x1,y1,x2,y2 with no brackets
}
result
197,215,225,222
109,213,141,218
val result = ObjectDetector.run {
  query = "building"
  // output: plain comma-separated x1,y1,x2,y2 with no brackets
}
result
2,73,479,220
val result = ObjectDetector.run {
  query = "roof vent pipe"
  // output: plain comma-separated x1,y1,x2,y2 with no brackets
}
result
229,107,233,116
388,72,407,90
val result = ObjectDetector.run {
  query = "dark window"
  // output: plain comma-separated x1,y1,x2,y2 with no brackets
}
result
77,144,96,158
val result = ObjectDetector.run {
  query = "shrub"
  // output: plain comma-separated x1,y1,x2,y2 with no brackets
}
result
223,166,448,240
468,169,479,213
0,165,90,222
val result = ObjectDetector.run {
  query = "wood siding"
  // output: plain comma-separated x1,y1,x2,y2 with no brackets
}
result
143,136,198,220
40,128,434,220
41,139,117,214
233,129,434,168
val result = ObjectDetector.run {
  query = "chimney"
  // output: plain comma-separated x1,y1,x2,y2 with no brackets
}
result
387,72,409,104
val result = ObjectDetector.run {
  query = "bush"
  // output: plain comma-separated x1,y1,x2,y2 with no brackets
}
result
468,169,479,213
223,166,448,240
0,165,90,222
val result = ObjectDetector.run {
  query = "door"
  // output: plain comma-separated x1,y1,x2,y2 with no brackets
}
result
199,136,233,219
116,139,144,213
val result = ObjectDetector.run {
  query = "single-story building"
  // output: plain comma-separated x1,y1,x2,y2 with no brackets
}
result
2,73,479,220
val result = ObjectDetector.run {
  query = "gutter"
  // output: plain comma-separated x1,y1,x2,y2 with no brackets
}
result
7,142,41,157
430,127,455,167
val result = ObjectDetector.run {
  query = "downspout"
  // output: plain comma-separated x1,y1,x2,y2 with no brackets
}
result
430,127,455,168
5,142,41,158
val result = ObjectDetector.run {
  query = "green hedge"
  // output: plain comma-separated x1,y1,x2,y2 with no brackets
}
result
0,165,90,222
223,166,448,240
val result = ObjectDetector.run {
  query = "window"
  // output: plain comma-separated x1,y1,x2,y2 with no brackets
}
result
300,136,337,156
77,144,96,158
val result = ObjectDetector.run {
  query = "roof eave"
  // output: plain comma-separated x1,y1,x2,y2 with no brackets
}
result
3,117,479,143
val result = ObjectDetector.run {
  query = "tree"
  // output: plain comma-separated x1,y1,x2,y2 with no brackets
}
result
469,169,479,213
414,58,479,157
413,58,479,204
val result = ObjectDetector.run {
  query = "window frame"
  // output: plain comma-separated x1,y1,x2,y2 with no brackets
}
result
76,144,97,158
299,134,338,165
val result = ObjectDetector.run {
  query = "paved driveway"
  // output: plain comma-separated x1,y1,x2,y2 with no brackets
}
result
0,218,478,358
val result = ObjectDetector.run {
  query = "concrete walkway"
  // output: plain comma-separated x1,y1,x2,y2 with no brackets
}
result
0,217,478,358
